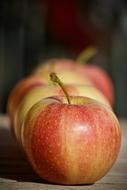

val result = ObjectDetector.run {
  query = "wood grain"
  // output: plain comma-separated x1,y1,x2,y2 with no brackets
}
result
0,115,127,190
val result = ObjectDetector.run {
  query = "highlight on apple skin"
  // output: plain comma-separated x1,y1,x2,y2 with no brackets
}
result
22,96,121,185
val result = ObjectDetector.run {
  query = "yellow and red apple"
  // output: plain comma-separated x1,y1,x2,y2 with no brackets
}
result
7,75,45,125
22,95,121,184
33,58,92,86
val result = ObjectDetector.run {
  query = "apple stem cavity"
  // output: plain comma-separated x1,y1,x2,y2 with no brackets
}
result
76,46,97,64
50,72,71,104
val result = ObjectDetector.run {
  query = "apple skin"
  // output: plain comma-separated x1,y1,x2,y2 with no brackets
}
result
33,58,92,85
7,75,45,125
14,84,110,145
33,58,77,75
81,65,114,106
22,96,121,185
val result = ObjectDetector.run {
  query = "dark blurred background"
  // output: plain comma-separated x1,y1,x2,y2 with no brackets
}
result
0,0,127,117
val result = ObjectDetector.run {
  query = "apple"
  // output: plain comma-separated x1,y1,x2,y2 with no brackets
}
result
79,65,114,106
14,81,110,145
33,58,93,86
7,75,45,125
21,94,121,185
33,58,77,75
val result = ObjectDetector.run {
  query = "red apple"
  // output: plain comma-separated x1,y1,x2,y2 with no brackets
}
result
7,75,45,125
22,95,121,185
33,58,92,86
80,65,114,106
33,58,77,75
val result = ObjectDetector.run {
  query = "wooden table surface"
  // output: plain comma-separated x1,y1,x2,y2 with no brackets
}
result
0,115,127,190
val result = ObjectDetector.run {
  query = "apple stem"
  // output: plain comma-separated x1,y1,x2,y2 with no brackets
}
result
50,72,71,104
76,46,97,64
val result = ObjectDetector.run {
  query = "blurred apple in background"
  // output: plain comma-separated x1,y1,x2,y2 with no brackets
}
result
82,65,114,106
33,58,92,85
76,47,114,106
7,75,45,125
33,58,77,74
22,94,120,184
